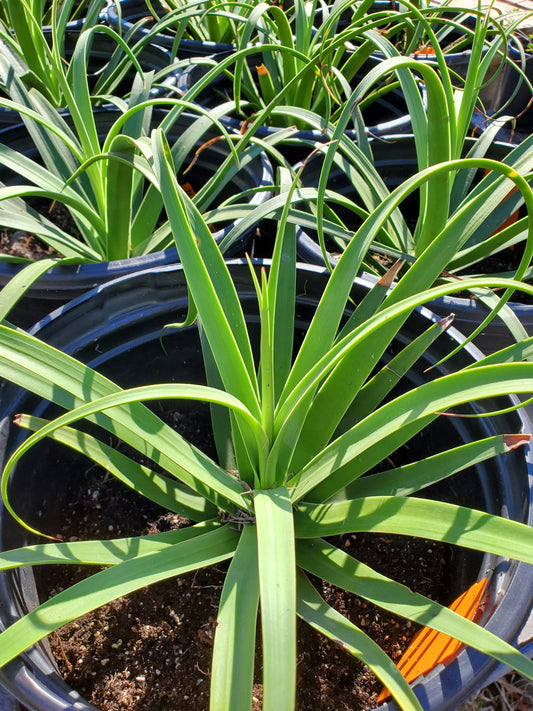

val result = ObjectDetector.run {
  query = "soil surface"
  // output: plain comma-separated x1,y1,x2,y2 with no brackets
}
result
0,199,71,260
29,406,461,711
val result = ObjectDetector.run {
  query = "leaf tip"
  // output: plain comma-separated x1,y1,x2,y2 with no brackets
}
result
504,433,531,451
377,259,404,288
438,313,455,331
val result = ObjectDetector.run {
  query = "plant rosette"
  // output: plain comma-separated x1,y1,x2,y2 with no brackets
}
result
0,100,273,327
1,260,533,711
2,131,533,711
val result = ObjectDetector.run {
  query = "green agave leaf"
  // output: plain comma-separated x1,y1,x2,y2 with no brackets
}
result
294,309,454,470
0,519,221,570
267,168,296,405
0,524,239,669
0,259,62,322
3,383,263,533
294,496,533,565
0,326,241,520
336,434,527,499
16,414,208,519
270,276,533,488
152,129,260,419
210,524,259,711
291,362,533,502
297,538,533,682
296,571,423,711
255,487,296,711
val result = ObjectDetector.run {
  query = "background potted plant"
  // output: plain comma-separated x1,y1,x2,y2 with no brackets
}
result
0,21,274,326
273,45,533,351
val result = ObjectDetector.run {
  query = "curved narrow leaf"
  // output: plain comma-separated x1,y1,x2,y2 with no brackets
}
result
297,570,423,711
210,524,259,711
297,538,533,682
0,525,240,669
294,496,533,566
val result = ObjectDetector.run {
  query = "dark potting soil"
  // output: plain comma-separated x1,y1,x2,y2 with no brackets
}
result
0,199,72,261
30,405,461,711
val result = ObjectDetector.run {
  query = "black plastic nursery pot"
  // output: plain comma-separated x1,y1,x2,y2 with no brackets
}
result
0,261,532,710
0,111,273,328
104,0,236,58
294,133,531,353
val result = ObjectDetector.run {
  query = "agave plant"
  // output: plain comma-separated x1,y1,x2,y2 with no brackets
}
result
232,7,532,345
1,129,533,711
0,0,161,108
0,13,276,264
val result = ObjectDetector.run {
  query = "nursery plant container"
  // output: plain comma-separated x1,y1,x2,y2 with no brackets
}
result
294,133,531,352
0,261,532,710
104,0,235,58
0,112,273,328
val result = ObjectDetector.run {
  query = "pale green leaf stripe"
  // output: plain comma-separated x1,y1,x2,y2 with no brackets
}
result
289,363,533,502
18,415,208,519
0,326,243,517
0,525,239,669
294,497,533,564
0,520,220,570
255,487,296,711
210,525,259,711
297,539,533,682
296,571,422,711
4,383,264,522
340,435,521,499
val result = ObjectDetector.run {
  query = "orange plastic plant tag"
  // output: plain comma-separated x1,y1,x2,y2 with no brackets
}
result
377,577,488,703
413,47,436,55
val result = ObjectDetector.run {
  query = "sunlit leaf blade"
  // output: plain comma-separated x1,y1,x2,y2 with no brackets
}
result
3,383,262,530
210,525,259,711
296,571,423,711
0,525,239,668
16,415,208,519
0,326,234,519
297,539,533,682
290,362,533,502
377,577,489,703
0,259,60,323
255,487,296,711
294,496,533,565
339,434,530,499
0,520,221,570
152,128,260,418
